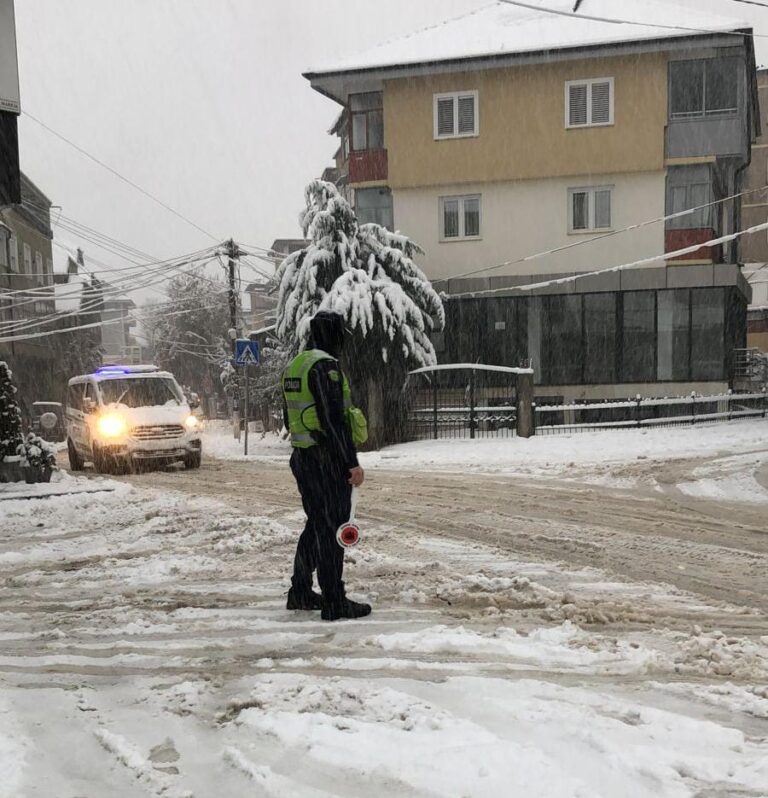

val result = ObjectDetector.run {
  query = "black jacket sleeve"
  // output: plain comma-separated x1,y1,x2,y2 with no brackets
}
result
308,360,359,470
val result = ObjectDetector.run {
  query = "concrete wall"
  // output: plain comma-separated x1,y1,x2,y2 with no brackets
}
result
394,171,666,280
384,52,668,189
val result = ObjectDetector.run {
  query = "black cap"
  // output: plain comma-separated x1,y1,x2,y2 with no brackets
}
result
310,311,345,358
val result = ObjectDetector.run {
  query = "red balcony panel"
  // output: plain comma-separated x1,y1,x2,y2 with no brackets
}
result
665,228,721,263
348,149,388,183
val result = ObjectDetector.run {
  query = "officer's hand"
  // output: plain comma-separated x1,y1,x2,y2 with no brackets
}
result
348,466,365,487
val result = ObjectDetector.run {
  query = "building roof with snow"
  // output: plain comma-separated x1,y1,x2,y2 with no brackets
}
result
305,0,752,101
52,273,91,314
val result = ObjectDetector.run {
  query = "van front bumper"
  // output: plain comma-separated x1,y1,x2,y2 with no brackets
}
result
99,437,201,462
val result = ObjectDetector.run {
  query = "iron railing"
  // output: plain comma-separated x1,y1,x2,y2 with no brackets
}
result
535,390,767,435
405,363,532,440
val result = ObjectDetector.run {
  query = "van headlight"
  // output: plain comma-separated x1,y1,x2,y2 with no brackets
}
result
97,413,127,439
184,415,199,430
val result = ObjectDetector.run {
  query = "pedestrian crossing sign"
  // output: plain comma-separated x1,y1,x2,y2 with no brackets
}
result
234,339,260,366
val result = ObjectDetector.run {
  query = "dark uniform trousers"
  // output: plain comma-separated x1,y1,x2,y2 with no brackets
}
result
290,445,352,601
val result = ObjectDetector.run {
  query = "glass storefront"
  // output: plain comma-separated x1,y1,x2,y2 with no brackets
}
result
442,287,739,386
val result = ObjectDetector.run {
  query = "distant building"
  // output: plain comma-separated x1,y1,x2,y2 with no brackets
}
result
306,0,759,400
0,173,57,411
740,67,768,352
101,294,138,364
0,0,21,206
243,239,306,331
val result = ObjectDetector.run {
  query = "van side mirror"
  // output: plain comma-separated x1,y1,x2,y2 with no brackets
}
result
83,398,96,413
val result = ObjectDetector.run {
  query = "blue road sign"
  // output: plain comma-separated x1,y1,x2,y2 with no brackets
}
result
234,339,260,366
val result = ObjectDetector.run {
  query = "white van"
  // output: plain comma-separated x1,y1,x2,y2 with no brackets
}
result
65,365,202,474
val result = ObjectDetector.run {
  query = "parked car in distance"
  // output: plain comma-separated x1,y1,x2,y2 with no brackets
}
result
30,401,66,442
65,365,202,474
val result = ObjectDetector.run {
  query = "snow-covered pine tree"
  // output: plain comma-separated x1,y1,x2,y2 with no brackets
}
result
275,180,445,446
0,361,23,461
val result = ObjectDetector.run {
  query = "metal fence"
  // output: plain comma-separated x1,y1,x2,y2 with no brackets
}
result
534,390,768,435
405,364,531,440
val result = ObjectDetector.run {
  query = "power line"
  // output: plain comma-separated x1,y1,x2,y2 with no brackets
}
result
497,0,768,38
0,253,220,333
728,0,768,9
23,111,220,242
0,298,230,344
435,183,768,283
448,218,768,298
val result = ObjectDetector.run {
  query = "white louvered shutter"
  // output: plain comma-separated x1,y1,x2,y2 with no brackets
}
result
569,84,588,126
437,98,455,136
457,95,476,135
591,81,611,125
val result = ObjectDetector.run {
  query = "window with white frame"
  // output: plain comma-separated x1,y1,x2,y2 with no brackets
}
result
568,186,613,232
35,251,43,283
440,194,481,240
0,233,6,268
565,78,614,128
22,242,32,274
434,91,479,139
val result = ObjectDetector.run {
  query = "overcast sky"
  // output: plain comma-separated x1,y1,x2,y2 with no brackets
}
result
13,0,768,294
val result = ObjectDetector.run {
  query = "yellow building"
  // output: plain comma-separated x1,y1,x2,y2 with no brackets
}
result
306,0,761,400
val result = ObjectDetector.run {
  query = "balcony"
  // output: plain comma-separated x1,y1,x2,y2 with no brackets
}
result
665,228,722,263
349,149,388,184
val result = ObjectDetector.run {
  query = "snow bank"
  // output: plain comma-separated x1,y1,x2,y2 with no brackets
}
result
363,419,768,479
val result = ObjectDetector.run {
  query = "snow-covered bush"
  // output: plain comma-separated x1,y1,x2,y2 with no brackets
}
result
275,181,445,445
0,361,23,461
17,432,56,470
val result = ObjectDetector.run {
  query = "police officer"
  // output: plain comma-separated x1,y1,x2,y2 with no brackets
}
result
282,311,371,621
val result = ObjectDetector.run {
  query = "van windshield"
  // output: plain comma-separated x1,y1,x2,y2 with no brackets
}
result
99,377,183,408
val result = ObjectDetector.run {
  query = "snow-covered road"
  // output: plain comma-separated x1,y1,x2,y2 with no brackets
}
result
1,424,768,797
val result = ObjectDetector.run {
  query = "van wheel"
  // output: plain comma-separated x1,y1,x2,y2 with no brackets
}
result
92,446,118,475
184,452,201,470
67,438,84,471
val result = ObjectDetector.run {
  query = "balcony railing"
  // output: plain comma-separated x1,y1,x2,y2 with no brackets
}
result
348,149,388,184
665,228,722,263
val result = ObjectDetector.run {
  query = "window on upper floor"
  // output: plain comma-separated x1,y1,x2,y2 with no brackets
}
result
670,182,711,228
35,251,43,283
433,91,479,139
0,234,7,268
565,78,614,128
9,234,18,272
22,242,31,274
356,187,393,230
666,165,715,230
440,194,481,241
350,92,383,152
568,186,612,233
669,58,739,120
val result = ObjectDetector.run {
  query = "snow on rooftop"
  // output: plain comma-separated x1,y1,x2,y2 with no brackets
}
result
53,273,90,314
308,0,749,76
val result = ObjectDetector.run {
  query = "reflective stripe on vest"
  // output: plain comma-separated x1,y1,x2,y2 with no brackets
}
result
283,349,352,448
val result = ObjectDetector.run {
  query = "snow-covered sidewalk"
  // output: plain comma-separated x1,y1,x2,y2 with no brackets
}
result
1,466,767,796
203,418,768,500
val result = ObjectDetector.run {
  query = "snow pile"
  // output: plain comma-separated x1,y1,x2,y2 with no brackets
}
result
364,621,662,675
223,673,768,798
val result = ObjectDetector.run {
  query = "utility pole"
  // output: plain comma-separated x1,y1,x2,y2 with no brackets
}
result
224,238,241,440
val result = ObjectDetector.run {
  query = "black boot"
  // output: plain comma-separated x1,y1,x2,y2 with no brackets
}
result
321,588,372,621
286,587,323,611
